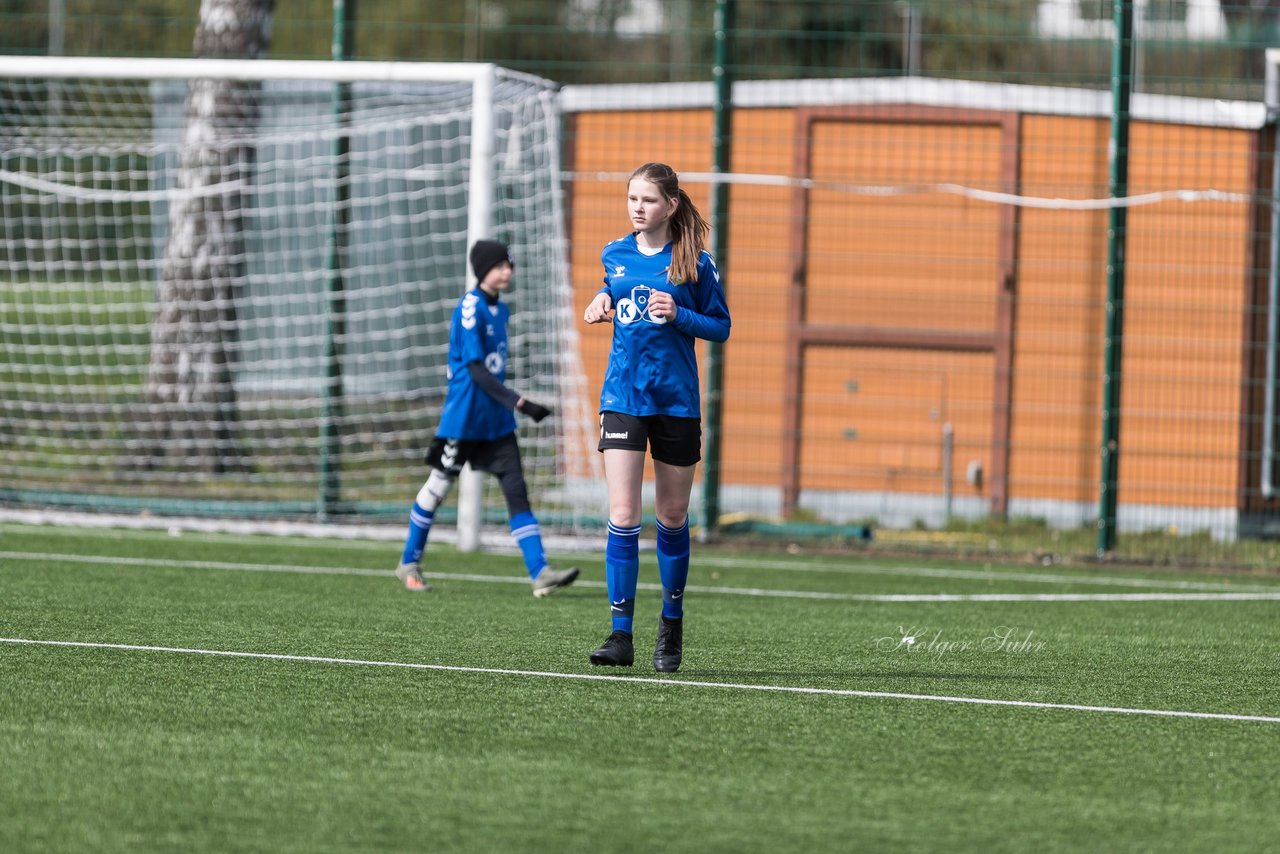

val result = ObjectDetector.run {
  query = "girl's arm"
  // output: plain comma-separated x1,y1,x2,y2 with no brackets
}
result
672,260,730,342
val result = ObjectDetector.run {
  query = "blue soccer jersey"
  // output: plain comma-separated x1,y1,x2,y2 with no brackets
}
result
436,288,518,441
597,234,731,418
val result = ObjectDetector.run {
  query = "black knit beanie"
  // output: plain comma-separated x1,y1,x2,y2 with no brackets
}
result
469,239,512,284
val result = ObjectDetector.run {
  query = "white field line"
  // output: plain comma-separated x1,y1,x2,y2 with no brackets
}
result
3,637,1278,725
677,588,1280,603
0,511,593,553
4,551,1280,603
434,572,1280,602
0,551,391,577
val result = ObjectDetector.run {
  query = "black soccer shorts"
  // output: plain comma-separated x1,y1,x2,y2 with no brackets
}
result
597,411,701,467
425,432,522,476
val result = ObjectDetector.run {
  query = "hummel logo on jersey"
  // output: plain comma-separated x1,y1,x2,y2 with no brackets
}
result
613,265,626,278
604,431,628,440
461,294,479,330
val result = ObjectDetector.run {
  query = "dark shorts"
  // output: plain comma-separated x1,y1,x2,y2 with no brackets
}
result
597,411,701,467
426,432,522,476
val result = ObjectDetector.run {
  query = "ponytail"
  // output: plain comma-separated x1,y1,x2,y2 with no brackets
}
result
670,188,711,285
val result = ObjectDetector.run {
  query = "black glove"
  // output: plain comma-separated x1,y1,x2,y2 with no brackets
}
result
519,399,551,423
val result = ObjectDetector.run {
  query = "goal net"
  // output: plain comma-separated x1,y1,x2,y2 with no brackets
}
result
0,57,603,540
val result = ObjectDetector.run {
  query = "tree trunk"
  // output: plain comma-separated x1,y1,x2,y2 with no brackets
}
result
139,0,274,473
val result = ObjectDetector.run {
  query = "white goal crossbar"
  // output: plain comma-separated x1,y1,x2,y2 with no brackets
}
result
0,55,546,85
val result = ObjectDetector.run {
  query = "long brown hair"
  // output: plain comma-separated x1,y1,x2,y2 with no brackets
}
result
629,162,710,285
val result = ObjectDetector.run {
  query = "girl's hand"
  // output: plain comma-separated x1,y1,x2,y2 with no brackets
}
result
584,292,614,323
647,289,678,323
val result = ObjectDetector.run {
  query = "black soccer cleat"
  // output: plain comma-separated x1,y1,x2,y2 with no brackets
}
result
589,630,634,667
653,615,683,673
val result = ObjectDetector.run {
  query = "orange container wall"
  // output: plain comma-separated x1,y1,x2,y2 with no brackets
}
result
1118,122,1254,509
1012,115,1111,504
799,347,994,496
715,108,796,487
806,120,1004,334
799,116,1006,502
568,103,1260,516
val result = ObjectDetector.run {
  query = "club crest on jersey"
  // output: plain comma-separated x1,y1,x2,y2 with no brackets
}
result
615,284,667,326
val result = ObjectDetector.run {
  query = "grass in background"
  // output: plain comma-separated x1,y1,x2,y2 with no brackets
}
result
2,522,1279,853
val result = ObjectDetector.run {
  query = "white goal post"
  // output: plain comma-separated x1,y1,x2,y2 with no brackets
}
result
0,55,604,546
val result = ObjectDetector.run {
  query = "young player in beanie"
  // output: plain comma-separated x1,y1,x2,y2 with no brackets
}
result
395,239,579,597
468,239,510,287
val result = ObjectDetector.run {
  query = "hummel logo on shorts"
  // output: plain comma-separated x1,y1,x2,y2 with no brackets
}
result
605,431,628,439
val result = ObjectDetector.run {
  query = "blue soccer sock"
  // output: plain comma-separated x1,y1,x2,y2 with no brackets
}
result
400,470,453,567
510,510,548,579
656,517,690,620
605,520,641,633
399,502,434,566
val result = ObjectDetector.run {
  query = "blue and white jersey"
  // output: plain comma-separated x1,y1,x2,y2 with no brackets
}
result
598,233,731,419
436,288,517,441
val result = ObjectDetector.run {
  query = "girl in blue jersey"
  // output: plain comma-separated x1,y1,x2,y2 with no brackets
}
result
394,239,579,597
582,162,731,672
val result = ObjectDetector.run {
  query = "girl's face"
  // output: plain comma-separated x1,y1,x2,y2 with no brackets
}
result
627,177,677,237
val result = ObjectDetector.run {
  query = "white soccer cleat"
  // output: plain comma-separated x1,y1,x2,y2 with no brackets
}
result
531,565,579,598
395,562,431,592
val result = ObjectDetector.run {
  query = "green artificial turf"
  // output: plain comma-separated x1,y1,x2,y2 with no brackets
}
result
1,523,1278,852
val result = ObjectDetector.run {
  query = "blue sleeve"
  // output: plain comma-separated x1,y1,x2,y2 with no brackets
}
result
673,254,731,343
599,247,614,296
457,305,487,363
